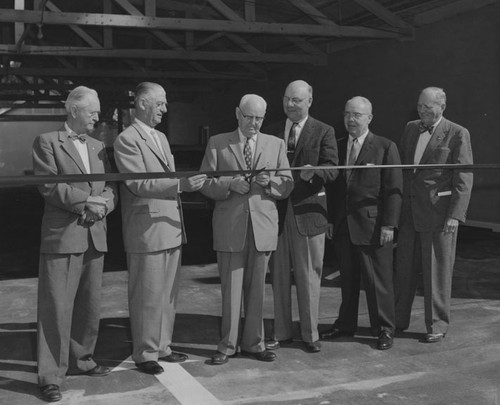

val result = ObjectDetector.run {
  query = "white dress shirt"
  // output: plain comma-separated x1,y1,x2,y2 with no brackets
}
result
65,122,90,173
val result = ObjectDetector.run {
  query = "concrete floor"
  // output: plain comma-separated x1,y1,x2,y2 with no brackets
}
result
1,226,500,405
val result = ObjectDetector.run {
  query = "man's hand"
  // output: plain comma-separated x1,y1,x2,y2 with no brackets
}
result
443,217,459,234
380,226,394,245
85,202,106,219
229,176,250,195
255,171,270,188
179,174,207,192
299,164,314,182
326,223,334,240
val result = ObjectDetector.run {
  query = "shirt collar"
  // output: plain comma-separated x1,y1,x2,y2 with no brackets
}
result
135,118,155,133
287,115,308,128
238,128,257,143
349,129,369,145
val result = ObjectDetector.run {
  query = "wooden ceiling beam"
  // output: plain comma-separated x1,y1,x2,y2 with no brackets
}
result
412,0,498,26
0,9,405,39
352,0,414,35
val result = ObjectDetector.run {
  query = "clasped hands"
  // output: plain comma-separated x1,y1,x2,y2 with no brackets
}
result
229,171,270,195
82,196,109,224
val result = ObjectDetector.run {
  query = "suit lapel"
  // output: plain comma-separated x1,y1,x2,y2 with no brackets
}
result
228,130,246,170
293,117,311,163
354,132,374,165
419,119,448,165
133,123,169,168
59,130,88,175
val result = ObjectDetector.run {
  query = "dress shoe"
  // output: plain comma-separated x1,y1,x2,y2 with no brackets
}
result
135,361,164,375
159,351,188,363
85,364,111,376
40,384,62,402
320,327,355,340
377,330,394,350
423,333,445,343
265,338,293,350
211,351,231,365
304,341,321,353
240,350,276,362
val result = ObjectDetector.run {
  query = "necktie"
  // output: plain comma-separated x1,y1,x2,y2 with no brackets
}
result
419,123,434,134
346,138,358,178
244,137,253,170
69,134,86,143
287,122,298,162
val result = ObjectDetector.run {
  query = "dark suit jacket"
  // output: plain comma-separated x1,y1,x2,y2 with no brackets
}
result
399,118,473,232
276,116,338,236
328,132,402,246
33,128,117,254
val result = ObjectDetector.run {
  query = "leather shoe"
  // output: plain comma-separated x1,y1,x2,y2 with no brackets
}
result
320,327,354,340
211,351,231,365
265,338,293,350
423,333,445,343
135,361,164,375
159,351,188,363
240,350,276,362
377,330,394,350
85,364,111,376
40,384,62,402
304,341,321,353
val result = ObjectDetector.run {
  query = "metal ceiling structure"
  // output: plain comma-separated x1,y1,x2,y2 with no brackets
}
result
0,0,496,109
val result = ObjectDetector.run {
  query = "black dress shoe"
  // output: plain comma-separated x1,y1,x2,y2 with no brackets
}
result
422,333,445,343
240,350,276,362
85,364,111,376
211,351,230,365
40,384,62,402
135,361,164,375
159,351,188,363
265,338,293,350
304,341,321,353
377,330,394,350
320,327,355,340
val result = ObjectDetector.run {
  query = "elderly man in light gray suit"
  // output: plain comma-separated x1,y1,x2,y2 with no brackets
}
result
114,82,206,375
200,94,293,365
394,87,473,343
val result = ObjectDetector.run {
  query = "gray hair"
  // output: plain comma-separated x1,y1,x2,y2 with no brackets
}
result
239,94,267,111
346,96,373,113
422,86,447,105
134,82,164,105
65,86,98,113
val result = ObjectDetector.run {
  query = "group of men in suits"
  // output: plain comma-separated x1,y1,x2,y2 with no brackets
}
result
33,82,472,401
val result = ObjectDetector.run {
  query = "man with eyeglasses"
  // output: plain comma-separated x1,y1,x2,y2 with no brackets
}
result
321,96,402,351
199,94,293,365
394,87,473,343
266,80,338,354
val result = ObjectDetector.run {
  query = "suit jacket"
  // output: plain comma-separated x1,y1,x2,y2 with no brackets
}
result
328,132,402,246
33,128,117,254
276,116,338,236
199,130,293,252
399,118,473,232
113,122,185,253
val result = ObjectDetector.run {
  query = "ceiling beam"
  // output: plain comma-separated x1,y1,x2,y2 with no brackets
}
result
352,0,414,35
0,9,406,39
412,0,499,26
0,44,327,65
288,0,340,26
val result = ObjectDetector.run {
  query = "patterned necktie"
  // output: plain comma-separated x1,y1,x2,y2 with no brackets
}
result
244,137,253,170
419,123,434,134
69,134,86,143
346,138,358,178
287,122,298,162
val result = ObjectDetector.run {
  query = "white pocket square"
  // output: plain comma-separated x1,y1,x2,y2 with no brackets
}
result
437,190,452,196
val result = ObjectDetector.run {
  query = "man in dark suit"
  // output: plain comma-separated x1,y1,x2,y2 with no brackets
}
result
267,80,338,353
394,87,473,343
199,94,293,365
33,86,117,402
321,96,402,350
114,82,206,375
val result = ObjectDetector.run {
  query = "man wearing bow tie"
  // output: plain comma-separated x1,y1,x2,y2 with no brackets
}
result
114,82,206,376
394,87,473,343
33,86,117,402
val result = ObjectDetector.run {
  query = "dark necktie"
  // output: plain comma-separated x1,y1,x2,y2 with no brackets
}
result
244,137,253,170
287,122,298,162
419,123,434,134
69,134,86,143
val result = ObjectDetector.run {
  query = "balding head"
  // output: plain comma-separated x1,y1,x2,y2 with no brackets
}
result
344,95,373,138
417,86,446,126
283,80,313,122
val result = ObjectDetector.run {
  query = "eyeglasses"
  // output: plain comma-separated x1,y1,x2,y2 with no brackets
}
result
283,96,307,105
238,108,265,123
343,112,371,119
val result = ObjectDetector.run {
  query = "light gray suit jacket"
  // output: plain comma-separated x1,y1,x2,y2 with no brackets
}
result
200,130,293,252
